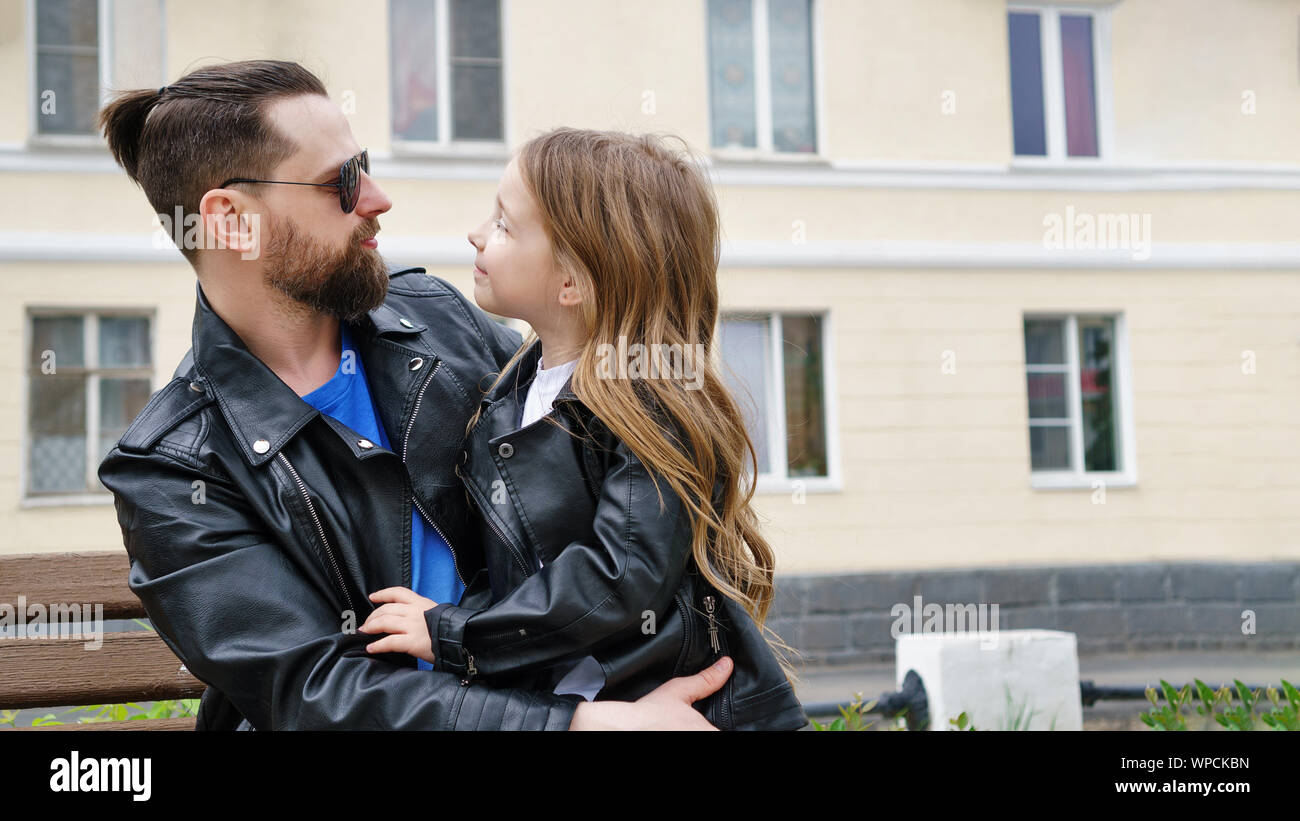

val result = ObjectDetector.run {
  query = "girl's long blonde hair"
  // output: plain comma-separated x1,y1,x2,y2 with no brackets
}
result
470,127,798,682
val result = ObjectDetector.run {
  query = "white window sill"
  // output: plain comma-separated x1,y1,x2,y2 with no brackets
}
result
709,148,829,167
1030,471,1137,490
389,141,511,161
26,134,107,150
21,492,116,508
754,475,841,495
1009,156,1114,172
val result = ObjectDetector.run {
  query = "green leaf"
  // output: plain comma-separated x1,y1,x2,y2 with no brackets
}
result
1159,679,1180,707
1233,679,1253,708
1194,679,1216,705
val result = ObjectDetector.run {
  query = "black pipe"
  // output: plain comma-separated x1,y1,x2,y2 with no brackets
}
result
803,669,929,730
1078,679,1275,707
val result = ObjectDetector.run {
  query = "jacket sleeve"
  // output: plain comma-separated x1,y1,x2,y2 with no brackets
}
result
438,274,524,371
424,432,695,680
98,444,582,731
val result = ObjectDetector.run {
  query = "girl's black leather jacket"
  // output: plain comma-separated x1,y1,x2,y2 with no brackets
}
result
424,339,807,731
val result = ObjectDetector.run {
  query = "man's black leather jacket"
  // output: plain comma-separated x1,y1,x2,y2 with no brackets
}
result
98,264,588,730
425,339,808,730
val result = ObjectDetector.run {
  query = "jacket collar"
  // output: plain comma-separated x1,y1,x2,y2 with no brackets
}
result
188,266,427,467
480,338,578,408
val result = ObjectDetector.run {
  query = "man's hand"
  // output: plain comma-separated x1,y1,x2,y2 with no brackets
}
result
568,656,734,730
358,587,439,664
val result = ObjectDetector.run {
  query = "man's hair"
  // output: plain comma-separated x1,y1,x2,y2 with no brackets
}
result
97,59,328,265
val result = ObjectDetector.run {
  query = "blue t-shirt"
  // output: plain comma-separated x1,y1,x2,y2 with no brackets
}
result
301,323,464,671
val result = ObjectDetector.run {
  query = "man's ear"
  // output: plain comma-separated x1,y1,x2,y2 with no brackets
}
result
198,188,260,258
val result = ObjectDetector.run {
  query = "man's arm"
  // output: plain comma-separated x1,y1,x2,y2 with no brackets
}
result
568,655,734,730
100,443,581,730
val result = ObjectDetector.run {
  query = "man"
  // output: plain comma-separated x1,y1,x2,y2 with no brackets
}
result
96,59,732,730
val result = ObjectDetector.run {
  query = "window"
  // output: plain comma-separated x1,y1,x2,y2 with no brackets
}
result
720,312,835,488
1007,4,1109,161
26,311,153,499
32,0,105,136
1023,314,1135,488
29,0,166,143
707,0,818,154
390,0,504,148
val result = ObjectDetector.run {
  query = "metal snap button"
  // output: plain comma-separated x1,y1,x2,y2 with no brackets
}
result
189,381,205,393
358,439,374,449
409,357,424,371
498,442,514,459
399,317,414,329
252,438,270,454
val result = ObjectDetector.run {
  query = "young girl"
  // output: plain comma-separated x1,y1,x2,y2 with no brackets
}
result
358,127,805,730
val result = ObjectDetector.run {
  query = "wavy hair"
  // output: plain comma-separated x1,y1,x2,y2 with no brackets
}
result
469,128,799,682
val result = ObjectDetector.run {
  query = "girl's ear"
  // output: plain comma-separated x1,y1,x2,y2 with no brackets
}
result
557,265,584,308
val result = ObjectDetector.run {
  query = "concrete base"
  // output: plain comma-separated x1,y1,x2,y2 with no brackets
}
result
896,629,1084,731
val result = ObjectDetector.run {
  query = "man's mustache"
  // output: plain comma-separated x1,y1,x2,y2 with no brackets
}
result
355,220,380,242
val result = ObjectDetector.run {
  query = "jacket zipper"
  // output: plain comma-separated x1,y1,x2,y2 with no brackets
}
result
461,475,533,578
401,359,466,588
703,593,733,729
704,594,721,654
459,653,477,686
278,451,357,617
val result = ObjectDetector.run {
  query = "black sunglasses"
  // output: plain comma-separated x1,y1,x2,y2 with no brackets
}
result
219,149,370,214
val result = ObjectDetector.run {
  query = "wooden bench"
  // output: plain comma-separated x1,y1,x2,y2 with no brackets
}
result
0,551,206,730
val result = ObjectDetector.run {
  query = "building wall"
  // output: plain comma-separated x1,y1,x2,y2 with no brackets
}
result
0,0,1297,581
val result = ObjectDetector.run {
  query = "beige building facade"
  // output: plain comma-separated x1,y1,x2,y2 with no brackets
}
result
1,0,1297,580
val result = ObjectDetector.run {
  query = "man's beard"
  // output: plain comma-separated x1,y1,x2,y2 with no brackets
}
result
262,215,389,322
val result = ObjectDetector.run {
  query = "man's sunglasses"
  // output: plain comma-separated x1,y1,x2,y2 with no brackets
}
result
219,149,370,214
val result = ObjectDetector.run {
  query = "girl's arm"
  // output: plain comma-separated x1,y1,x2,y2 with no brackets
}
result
422,431,695,681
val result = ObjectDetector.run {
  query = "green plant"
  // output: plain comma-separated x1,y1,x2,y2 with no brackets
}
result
1259,680,1300,730
948,711,977,730
11,698,200,727
999,683,1059,730
1213,680,1263,731
810,692,878,731
1140,678,1298,731
1140,679,1194,730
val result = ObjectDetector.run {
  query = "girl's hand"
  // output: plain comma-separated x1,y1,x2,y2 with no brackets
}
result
358,587,439,664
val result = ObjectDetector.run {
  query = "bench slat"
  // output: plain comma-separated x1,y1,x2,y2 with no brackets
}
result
4,717,198,731
0,551,145,620
0,632,206,710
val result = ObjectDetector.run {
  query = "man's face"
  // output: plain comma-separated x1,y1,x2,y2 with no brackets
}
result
256,94,393,321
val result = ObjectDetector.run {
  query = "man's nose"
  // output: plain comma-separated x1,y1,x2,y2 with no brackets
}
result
355,174,392,218
467,224,484,251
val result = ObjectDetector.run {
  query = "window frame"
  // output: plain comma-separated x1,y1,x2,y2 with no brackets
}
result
703,0,827,162
1023,311,1136,490
26,0,167,149
388,0,511,159
26,0,114,148
1006,2,1115,166
718,309,840,494
22,306,156,506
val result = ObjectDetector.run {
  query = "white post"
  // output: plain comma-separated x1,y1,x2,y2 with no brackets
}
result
895,629,1084,731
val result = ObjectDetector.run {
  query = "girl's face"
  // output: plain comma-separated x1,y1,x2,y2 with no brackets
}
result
467,157,564,325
